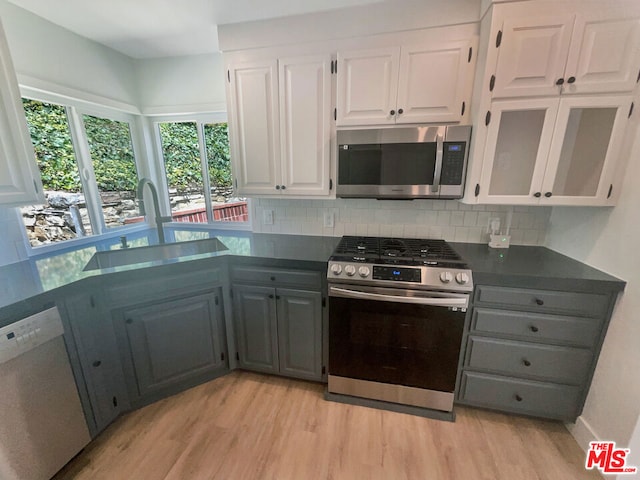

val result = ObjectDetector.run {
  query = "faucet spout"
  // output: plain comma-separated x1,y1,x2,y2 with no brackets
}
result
136,178,171,244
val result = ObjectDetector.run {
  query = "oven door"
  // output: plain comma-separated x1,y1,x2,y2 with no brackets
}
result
328,284,468,396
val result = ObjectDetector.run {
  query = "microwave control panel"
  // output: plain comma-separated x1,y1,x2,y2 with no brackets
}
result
440,142,467,185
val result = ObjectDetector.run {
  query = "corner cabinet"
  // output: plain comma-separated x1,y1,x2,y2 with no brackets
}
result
0,19,44,206
336,40,477,126
464,0,640,207
231,266,324,381
227,55,332,197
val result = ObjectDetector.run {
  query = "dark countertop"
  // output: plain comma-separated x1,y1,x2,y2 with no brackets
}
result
452,243,625,293
0,228,623,315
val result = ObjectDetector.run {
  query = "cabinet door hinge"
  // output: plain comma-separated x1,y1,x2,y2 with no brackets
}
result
334,108,337,121
322,297,327,308
475,184,480,197
214,296,219,306
489,75,496,92
227,69,230,83
461,101,466,116
468,47,473,63
112,396,118,408
221,352,225,361
236,352,240,361
629,102,635,118
607,184,613,199
496,30,503,48
322,366,326,375
330,61,334,74
334,60,337,74
485,110,491,126
329,179,333,191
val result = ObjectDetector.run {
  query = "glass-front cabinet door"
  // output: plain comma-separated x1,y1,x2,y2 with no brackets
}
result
540,95,632,205
478,98,558,204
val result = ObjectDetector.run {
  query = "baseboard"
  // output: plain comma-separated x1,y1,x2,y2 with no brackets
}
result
565,416,600,452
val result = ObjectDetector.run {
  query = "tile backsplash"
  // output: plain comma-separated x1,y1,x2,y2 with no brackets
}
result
252,198,551,245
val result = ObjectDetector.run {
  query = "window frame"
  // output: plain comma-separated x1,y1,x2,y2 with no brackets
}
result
19,89,151,254
151,112,251,231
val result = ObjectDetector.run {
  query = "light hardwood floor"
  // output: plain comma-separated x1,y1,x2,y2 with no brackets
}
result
55,371,600,480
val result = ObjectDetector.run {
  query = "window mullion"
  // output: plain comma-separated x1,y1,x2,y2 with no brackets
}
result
197,122,214,223
66,106,106,235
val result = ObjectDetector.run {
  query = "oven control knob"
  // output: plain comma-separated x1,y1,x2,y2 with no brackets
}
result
344,265,356,276
330,264,342,275
439,271,453,283
358,266,370,278
455,272,470,285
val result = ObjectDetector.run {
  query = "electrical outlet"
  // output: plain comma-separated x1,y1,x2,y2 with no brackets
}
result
263,209,274,225
323,211,334,228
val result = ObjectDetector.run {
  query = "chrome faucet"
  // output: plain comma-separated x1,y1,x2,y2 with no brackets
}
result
136,178,172,244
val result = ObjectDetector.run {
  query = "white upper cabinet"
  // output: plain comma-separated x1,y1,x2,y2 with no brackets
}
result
0,19,44,206
493,8,640,99
337,40,476,126
227,55,331,197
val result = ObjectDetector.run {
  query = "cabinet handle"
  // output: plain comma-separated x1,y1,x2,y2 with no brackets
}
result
567,76,576,84
270,276,276,281
92,360,102,367
281,185,286,190
534,298,544,306
276,295,281,300
544,192,552,198
126,318,133,324
522,359,531,367
533,192,541,198
515,394,523,402
555,78,565,85
269,294,274,299
529,325,539,333
390,110,396,116
398,108,404,114
275,185,281,190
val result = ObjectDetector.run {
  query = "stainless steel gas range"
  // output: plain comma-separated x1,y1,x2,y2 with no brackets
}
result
327,236,473,414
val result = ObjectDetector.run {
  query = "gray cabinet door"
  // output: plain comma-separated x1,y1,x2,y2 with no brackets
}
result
123,291,225,399
233,284,279,373
64,291,128,435
276,288,322,381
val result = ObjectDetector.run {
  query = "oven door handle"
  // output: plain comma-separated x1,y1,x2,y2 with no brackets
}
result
329,286,468,307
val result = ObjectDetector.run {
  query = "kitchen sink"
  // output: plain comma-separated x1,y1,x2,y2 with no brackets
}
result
83,237,229,271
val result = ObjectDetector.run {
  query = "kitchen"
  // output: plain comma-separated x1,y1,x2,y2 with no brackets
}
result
0,0,639,478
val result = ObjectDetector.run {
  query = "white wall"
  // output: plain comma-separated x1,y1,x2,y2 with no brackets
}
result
0,0,138,107
253,198,551,244
546,127,640,446
135,53,227,115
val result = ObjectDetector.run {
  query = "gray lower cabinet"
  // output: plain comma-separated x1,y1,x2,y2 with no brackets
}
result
231,266,324,381
456,285,615,421
61,290,128,436
115,289,227,407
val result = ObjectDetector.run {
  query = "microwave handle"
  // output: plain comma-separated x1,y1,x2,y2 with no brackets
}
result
431,134,444,193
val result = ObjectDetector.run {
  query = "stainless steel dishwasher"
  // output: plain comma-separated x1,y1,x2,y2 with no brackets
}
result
0,306,91,480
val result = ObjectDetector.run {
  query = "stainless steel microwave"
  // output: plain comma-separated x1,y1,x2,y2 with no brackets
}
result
336,125,472,199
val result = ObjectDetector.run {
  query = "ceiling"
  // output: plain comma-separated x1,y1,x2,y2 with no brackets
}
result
7,0,387,59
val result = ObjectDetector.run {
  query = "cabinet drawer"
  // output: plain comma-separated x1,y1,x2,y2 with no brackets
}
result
475,286,609,318
231,266,322,290
466,336,591,385
460,371,581,420
472,308,601,347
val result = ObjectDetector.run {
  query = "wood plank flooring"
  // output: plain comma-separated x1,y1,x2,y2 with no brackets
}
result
54,371,600,480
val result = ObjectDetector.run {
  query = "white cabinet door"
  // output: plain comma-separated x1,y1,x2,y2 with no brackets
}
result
0,20,44,206
396,40,472,124
540,95,632,205
279,55,331,196
563,15,640,95
227,61,281,196
493,14,575,99
478,98,559,204
336,47,400,126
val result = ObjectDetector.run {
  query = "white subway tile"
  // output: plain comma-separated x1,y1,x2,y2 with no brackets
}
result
472,205,486,211
445,201,459,211
403,224,417,237
367,224,380,236
432,200,446,210
437,210,451,225
457,202,472,211
476,212,491,229
450,211,465,226
463,211,478,227
454,227,470,242
428,226,443,238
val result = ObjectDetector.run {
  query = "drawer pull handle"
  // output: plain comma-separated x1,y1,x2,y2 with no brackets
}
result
534,298,544,306
270,276,276,281
523,359,531,367
529,325,539,333
515,394,523,402
92,360,102,367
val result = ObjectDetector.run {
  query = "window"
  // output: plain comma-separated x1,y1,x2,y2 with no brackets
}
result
20,97,142,247
157,120,247,224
